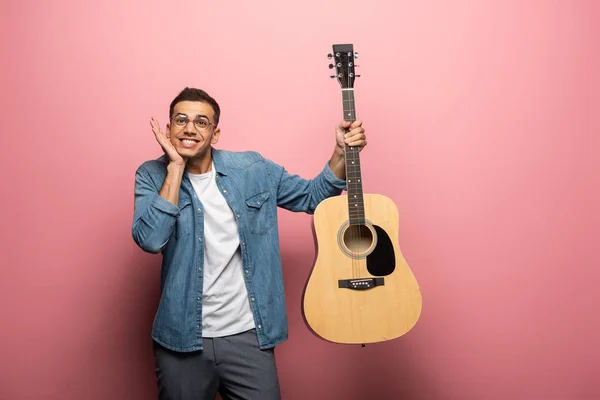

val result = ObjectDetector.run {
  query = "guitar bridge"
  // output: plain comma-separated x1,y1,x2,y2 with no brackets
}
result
338,278,384,290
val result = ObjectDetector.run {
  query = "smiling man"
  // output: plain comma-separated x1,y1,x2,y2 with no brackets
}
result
132,87,366,400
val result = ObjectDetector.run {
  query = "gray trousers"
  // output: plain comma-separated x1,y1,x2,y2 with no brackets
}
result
153,329,281,400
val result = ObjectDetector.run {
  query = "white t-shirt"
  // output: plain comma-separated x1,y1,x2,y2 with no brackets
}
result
187,164,255,337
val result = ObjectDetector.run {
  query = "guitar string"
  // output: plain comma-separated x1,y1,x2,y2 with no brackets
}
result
347,87,359,279
352,90,359,280
341,60,362,280
345,88,352,279
344,87,355,279
348,90,362,278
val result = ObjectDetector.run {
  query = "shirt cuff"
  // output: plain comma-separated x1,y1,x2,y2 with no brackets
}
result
322,161,347,190
151,195,181,217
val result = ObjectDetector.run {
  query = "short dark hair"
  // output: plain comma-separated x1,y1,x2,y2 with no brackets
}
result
169,87,221,126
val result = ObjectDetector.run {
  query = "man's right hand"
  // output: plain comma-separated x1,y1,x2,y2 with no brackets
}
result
151,117,187,166
151,116,186,206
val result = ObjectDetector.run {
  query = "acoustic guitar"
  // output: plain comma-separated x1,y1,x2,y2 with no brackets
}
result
302,44,422,345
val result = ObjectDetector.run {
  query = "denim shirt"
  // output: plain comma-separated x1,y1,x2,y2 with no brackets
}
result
132,148,347,352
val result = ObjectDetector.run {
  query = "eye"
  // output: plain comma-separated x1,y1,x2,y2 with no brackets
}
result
175,116,187,125
195,119,209,128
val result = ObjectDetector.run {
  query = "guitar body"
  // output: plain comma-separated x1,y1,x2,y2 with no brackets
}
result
302,43,422,344
303,194,422,344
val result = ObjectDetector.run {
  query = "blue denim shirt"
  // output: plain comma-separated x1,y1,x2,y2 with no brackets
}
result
132,148,346,352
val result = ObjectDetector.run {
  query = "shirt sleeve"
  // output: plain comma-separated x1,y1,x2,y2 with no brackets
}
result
264,158,347,214
131,166,179,253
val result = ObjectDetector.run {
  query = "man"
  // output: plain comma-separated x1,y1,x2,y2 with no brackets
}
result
132,87,367,399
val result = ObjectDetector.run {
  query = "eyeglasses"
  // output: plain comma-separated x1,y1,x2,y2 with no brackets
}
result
170,113,215,131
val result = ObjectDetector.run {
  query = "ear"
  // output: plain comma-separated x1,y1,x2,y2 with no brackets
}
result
166,123,171,138
210,127,221,144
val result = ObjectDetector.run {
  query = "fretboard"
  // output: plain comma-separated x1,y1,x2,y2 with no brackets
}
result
342,88,364,225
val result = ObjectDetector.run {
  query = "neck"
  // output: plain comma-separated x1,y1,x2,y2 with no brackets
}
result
342,88,365,226
185,149,213,174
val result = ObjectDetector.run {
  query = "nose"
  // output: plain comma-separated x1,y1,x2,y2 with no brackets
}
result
183,120,196,135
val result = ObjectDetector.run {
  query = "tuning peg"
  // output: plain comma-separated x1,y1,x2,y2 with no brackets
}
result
330,75,336,79
354,52,359,59
329,64,334,69
327,53,333,59
356,75,361,77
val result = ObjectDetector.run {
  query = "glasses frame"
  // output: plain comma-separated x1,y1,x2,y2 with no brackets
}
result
170,113,216,132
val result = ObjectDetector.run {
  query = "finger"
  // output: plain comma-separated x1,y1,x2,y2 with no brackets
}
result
346,124,364,134
346,139,365,146
151,123,162,138
338,120,352,131
151,117,162,128
153,131,167,146
150,118,160,133
345,131,365,141
348,141,366,151
152,125,167,143
152,120,168,139
345,134,366,145
350,119,362,129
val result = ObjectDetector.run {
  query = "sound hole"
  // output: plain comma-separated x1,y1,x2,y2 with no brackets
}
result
343,224,374,255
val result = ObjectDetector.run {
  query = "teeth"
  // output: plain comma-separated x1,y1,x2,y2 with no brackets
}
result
182,139,197,145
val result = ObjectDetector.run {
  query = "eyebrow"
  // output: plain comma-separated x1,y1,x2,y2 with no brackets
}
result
174,113,210,120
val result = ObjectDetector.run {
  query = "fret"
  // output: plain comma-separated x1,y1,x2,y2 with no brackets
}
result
342,89,356,122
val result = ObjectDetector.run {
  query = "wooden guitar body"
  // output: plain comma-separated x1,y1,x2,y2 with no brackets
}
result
303,194,422,344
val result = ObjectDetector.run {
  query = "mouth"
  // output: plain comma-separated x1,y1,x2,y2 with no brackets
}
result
178,138,200,148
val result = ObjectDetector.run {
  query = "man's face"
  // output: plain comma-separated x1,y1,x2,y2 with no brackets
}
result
166,101,220,161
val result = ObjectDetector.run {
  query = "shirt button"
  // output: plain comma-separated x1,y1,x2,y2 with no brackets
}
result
198,237,202,241
241,242,245,246
196,325,200,329
197,208,201,212
223,190,228,193
245,269,249,274
251,297,255,301
236,214,240,218
258,324,262,329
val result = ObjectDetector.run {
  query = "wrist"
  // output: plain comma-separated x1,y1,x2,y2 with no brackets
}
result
167,161,186,174
329,149,346,180
331,146,345,162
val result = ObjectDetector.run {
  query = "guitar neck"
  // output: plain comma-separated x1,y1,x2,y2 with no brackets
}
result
342,88,365,226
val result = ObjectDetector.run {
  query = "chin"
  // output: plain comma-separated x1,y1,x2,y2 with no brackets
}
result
178,147,208,160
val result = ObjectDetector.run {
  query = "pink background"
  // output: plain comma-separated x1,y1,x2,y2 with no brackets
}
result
2,1,599,399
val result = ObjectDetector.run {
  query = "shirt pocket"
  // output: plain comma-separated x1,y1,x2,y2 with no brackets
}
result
245,190,274,235
176,195,193,239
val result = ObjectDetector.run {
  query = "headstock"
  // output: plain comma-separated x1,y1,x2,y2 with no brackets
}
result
328,44,360,88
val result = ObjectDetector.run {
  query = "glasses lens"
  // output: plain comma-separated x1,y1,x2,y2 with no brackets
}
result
194,119,210,130
173,115,187,126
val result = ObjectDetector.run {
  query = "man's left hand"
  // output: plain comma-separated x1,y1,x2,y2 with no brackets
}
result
335,119,367,154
